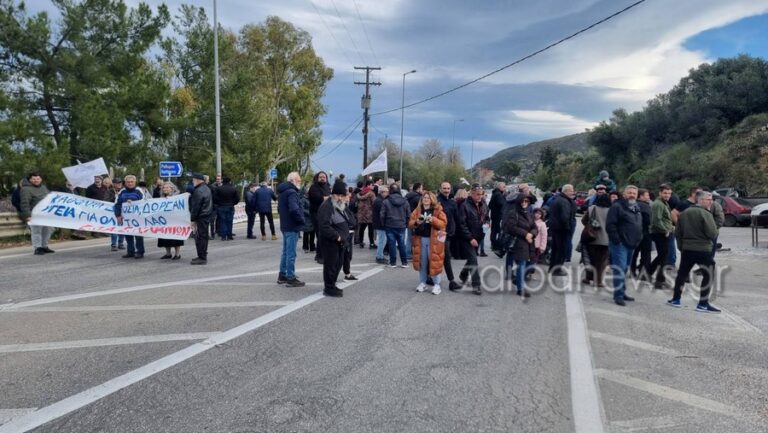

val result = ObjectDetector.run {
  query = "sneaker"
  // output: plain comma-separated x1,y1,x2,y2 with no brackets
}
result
247,235,256,239
399,263,408,268
369,244,377,249
472,286,482,296
667,298,682,308
34,248,45,255
277,274,287,284
344,275,358,281
272,235,278,240
111,245,118,252
134,254,144,259
286,278,306,287
614,298,626,306
416,283,427,292
389,264,397,268
41,247,55,253
623,295,635,302
261,235,267,241
448,281,463,292
122,254,135,259
375,258,388,264
696,303,721,314
431,285,442,295
190,257,207,265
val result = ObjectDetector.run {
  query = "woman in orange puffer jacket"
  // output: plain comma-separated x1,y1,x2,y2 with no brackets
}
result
409,191,448,295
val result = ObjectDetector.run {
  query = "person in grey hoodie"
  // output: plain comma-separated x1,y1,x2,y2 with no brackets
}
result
380,184,411,267
19,172,53,255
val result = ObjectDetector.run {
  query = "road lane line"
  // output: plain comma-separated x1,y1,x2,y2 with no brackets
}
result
0,244,105,260
0,409,37,425
589,331,683,357
718,306,762,334
595,369,742,417
2,301,294,313
609,415,693,432
0,267,383,433
565,293,606,433
0,333,218,353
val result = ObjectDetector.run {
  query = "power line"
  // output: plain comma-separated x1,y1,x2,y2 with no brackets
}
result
308,0,355,66
372,0,647,117
328,0,368,65
314,116,364,161
351,0,381,67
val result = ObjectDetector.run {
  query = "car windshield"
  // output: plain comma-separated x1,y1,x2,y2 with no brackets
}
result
735,198,752,207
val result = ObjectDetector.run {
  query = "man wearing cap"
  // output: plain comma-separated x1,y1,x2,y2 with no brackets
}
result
189,173,214,264
316,181,352,297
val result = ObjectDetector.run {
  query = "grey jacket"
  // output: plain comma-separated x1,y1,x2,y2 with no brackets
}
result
585,205,610,246
19,178,50,220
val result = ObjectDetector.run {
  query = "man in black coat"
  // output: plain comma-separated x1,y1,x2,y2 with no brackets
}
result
189,173,214,265
548,184,576,276
317,181,352,297
488,182,506,248
439,181,462,291
457,185,489,295
213,176,240,240
606,186,643,306
308,171,331,263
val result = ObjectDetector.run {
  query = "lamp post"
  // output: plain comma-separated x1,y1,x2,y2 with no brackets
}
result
213,0,222,176
399,69,416,185
451,119,464,163
470,136,475,183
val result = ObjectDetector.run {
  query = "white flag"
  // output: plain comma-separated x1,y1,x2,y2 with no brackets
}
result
361,150,387,176
61,158,109,189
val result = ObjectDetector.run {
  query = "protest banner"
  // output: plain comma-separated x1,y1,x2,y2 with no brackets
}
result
61,158,109,189
30,192,192,240
233,203,247,224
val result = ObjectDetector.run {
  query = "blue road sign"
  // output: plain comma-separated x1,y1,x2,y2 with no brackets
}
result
159,161,183,177
270,168,278,178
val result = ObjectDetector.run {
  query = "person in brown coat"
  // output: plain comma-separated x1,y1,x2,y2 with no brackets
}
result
409,191,448,295
355,180,376,248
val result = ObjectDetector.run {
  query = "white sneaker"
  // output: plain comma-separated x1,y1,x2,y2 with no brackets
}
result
431,285,442,295
416,282,427,292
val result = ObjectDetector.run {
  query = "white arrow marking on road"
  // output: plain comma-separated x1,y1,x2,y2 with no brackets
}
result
589,331,684,357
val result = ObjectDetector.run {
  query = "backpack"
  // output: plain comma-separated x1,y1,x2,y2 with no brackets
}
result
11,186,21,211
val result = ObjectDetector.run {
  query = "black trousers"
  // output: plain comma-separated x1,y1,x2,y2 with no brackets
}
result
549,229,570,270
321,240,344,290
303,231,315,251
246,211,256,237
343,238,353,274
631,234,652,275
458,240,480,287
209,207,218,237
649,233,670,283
312,214,323,260
357,223,374,245
673,250,715,303
259,212,275,236
194,220,210,260
443,237,455,281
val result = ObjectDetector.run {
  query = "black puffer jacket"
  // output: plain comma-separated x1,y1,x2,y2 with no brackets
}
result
548,193,575,231
213,182,240,207
437,192,457,237
503,197,538,261
381,192,410,229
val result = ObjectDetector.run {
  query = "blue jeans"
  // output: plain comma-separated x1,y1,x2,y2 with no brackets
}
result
376,229,387,259
419,237,441,285
217,206,234,238
609,242,634,300
111,234,124,247
386,228,407,265
126,235,144,256
505,255,527,293
280,231,299,279
666,235,677,266
405,228,413,260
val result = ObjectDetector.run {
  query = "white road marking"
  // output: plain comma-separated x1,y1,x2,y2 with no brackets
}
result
565,293,606,433
0,409,36,425
719,307,763,334
0,267,323,310
0,333,218,353
609,415,694,432
0,243,105,260
0,267,383,433
595,369,741,417
2,302,293,313
202,282,323,286
584,307,664,326
589,331,683,357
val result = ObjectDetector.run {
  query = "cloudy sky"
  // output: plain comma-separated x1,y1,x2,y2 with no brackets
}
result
30,0,768,177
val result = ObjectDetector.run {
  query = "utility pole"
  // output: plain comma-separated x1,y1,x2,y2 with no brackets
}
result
354,66,381,169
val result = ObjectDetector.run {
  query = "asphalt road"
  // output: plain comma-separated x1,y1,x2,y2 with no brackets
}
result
0,224,766,432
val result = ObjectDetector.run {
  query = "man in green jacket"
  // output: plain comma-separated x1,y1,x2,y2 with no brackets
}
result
19,171,54,255
649,184,674,288
667,191,720,313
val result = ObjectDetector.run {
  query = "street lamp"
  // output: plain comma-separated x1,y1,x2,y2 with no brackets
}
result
399,69,417,185
213,0,222,176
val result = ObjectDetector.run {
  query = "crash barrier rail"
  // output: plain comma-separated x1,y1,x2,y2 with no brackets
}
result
750,214,768,247
0,212,27,238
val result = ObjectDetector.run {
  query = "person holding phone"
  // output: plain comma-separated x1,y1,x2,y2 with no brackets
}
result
408,191,448,295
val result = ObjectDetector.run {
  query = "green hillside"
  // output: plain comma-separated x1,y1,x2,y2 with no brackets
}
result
474,132,589,177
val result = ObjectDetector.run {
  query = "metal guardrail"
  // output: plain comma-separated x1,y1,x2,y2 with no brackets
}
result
0,212,27,238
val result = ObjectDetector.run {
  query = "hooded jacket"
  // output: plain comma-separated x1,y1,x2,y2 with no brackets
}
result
381,192,411,229
277,181,305,232
19,178,50,220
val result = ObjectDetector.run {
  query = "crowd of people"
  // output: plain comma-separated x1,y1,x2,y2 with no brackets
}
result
14,168,723,312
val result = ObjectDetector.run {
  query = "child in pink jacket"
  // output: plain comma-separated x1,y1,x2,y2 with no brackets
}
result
532,208,548,265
